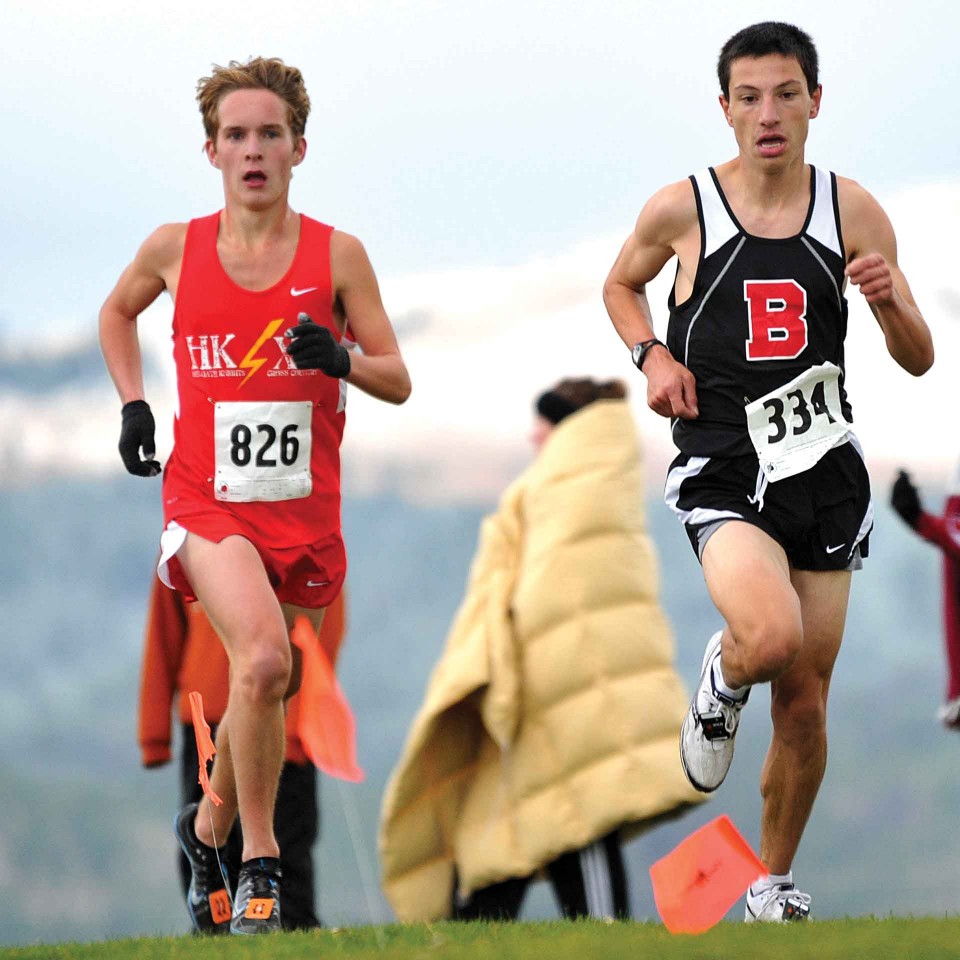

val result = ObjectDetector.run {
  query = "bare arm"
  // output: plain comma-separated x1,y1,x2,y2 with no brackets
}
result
603,181,699,419
331,232,411,404
839,179,933,376
99,224,184,403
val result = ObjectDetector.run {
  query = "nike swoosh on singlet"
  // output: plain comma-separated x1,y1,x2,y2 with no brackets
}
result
291,286,318,297
825,543,846,554
306,579,330,587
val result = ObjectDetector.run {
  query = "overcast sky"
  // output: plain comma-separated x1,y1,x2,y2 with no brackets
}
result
1,0,956,337
1,0,957,493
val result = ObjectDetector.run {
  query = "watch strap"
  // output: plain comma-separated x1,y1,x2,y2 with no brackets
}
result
632,338,666,370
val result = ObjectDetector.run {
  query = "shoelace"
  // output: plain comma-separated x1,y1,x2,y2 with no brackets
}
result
701,684,745,736
771,884,811,903
720,703,740,735
755,884,812,914
238,867,279,903
189,844,228,888
713,653,750,722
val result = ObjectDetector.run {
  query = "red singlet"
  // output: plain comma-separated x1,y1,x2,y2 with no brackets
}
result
160,212,346,606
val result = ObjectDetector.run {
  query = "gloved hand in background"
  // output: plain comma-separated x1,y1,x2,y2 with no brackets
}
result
890,469,922,529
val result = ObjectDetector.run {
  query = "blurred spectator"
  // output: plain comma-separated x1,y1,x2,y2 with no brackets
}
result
379,378,704,922
891,466,960,727
138,575,346,929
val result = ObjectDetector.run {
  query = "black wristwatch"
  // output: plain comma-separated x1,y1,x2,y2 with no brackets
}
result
631,338,667,371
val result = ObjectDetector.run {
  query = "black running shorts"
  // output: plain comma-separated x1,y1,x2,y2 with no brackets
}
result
664,438,873,572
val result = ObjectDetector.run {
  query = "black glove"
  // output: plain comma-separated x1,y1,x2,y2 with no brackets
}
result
284,312,351,377
890,469,922,528
119,400,161,477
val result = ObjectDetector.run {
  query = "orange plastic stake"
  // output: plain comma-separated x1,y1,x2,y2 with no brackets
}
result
649,814,765,934
291,615,364,783
188,691,223,806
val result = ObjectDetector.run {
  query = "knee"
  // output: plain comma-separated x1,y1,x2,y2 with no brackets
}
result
770,679,827,741
736,620,803,682
234,638,292,707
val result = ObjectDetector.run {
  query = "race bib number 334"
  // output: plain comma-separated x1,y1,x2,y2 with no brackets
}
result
745,362,851,483
214,401,313,502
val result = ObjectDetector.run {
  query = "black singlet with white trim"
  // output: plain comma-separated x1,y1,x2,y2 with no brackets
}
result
667,165,851,458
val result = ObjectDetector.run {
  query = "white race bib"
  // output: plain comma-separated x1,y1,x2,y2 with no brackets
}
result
745,362,851,483
214,401,313,502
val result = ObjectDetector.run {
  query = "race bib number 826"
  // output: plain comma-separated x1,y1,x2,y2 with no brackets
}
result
214,400,313,502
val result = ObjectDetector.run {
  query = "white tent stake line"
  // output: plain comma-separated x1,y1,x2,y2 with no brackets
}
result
204,795,236,916
199,673,383,942
332,774,388,950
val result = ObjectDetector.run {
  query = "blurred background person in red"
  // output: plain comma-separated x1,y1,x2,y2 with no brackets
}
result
138,574,346,930
379,377,704,922
891,463,960,728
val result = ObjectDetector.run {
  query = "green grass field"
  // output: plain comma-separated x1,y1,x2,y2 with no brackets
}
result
5,918,960,960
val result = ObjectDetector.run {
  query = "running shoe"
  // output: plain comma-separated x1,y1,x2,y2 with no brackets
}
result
231,857,282,935
745,881,812,922
173,802,232,934
938,696,960,730
679,630,748,792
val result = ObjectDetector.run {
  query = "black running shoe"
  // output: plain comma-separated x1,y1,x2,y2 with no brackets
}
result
231,857,283,935
173,802,232,934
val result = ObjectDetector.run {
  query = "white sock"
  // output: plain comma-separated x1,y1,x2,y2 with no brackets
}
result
712,655,749,702
751,871,793,896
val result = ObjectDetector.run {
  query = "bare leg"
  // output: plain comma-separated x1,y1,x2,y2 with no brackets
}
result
701,522,803,688
178,533,291,861
759,568,849,872
200,719,239,847
187,597,324,859
702,525,851,873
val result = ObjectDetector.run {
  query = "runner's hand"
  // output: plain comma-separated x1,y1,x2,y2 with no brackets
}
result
890,469,922,528
642,347,698,419
845,254,895,306
119,400,161,477
285,313,351,377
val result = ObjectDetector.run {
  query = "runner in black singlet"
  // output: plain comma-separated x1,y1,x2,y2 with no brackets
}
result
603,21,932,923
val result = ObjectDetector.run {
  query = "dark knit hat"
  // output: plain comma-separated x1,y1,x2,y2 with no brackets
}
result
535,390,578,425
534,378,628,426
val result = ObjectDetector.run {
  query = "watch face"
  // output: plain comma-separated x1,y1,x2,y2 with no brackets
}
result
632,343,643,364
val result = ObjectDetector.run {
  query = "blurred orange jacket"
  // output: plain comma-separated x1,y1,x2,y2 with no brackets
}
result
137,576,346,768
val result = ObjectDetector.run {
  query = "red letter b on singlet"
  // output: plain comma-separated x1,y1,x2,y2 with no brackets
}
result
744,279,809,361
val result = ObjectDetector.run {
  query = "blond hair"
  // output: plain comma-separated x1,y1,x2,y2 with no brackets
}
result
196,57,310,141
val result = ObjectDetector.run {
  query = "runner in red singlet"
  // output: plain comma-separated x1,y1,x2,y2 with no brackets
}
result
99,57,410,935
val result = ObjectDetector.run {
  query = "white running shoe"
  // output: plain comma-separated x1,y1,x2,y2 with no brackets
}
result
745,882,811,922
679,630,748,792
937,696,960,730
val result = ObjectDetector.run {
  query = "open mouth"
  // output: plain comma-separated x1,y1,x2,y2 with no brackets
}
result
757,136,786,149
243,171,267,184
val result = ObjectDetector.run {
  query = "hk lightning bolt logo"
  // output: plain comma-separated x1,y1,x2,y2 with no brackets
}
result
238,318,286,388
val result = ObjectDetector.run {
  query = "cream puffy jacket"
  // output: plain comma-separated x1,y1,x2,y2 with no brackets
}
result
379,400,704,921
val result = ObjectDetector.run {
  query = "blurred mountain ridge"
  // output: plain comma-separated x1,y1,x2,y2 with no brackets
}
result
0,474,956,945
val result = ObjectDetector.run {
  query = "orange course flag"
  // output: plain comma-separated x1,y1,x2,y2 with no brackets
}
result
291,615,364,783
649,814,765,934
188,691,223,806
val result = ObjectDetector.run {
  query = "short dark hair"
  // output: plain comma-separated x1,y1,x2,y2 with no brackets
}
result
717,22,819,98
